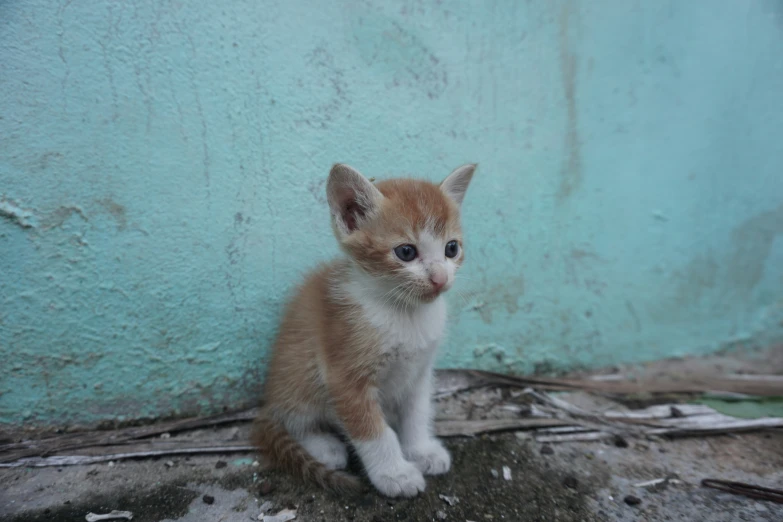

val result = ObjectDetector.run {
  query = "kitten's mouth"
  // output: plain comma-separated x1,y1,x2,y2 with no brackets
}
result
421,287,445,301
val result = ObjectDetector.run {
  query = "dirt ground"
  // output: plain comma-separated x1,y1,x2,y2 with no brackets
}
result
2,349,783,521
2,429,782,522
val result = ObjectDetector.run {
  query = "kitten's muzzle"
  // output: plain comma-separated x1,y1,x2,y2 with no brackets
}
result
429,270,447,291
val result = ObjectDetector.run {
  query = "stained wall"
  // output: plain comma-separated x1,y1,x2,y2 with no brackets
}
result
2,0,782,425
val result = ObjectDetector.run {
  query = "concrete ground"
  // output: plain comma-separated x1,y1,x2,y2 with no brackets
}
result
3,349,783,521
2,428,782,522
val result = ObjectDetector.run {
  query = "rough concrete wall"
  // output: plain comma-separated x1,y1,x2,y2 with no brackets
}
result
1,0,782,426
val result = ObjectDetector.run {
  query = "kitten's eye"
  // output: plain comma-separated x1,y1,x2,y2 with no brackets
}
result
445,240,459,258
394,244,417,262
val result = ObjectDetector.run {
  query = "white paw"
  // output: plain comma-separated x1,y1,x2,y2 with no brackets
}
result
369,460,426,498
403,439,451,475
301,433,348,470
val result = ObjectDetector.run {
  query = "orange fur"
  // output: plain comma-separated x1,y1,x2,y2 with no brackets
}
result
252,164,476,495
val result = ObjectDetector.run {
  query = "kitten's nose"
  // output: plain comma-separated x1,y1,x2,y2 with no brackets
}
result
430,271,447,290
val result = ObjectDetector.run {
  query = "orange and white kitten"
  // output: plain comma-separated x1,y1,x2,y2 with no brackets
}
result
252,163,477,497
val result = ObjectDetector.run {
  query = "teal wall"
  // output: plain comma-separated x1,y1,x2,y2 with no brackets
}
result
2,0,782,426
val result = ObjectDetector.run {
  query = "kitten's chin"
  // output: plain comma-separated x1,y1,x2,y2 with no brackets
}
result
418,288,446,303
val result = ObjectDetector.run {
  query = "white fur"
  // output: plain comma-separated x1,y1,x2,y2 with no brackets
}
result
353,425,426,497
300,432,348,470
411,229,458,293
339,254,452,494
396,364,451,475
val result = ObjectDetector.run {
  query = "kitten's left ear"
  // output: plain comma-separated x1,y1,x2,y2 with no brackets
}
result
440,163,477,207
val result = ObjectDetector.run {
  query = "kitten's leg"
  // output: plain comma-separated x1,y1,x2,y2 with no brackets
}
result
300,432,348,470
282,413,348,470
397,365,451,475
332,379,425,497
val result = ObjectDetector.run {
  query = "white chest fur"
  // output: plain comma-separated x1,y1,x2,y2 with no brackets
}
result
365,297,447,357
342,277,447,390
362,296,446,401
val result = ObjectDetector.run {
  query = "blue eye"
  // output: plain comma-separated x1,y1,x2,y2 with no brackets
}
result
394,244,417,262
445,240,459,258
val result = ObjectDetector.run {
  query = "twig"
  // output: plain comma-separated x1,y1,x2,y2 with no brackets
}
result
535,431,612,443
0,408,260,464
0,445,256,468
435,417,570,437
85,511,134,521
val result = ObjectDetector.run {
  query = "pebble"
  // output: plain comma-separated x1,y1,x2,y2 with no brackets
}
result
436,510,447,520
540,444,554,455
624,495,642,506
202,494,215,505
563,475,579,489
215,460,227,469
613,435,629,448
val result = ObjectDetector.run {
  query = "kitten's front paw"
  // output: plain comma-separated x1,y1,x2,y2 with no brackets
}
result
403,439,451,475
368,460,426,498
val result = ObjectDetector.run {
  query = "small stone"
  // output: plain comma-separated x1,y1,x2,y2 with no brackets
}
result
563,475,579,489
502,466,512,481
165,460,174,468
258,480,275,495
490,469,499,478
624,495,642,506
540,444,554,455
215,460,227,469
203,494,215,505
436,510,447,520
613,435,629,448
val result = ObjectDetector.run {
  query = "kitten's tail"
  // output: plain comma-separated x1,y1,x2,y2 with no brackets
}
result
251,413,361,494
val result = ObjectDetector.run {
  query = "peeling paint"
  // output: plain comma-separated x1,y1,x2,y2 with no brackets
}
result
0,198,37,229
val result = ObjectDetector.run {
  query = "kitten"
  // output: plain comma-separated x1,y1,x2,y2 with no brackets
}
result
252,163,477,497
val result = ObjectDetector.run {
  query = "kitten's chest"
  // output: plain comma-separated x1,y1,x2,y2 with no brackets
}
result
364,298,447,361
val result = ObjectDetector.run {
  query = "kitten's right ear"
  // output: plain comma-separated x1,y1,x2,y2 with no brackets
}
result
326,164,384,237
440,163,477,208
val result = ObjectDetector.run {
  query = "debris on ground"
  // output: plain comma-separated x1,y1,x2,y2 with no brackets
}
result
701,478,783,504
502,465,511,480
84,511,133,521
623,495,642,506
439,494,459,506
2,353,783,522
3,366,782,469
634,475,680,491
258,508,297,521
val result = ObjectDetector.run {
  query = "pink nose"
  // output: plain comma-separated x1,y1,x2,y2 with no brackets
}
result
430,272,447,290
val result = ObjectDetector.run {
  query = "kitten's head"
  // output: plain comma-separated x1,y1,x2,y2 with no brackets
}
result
326,163,476,304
